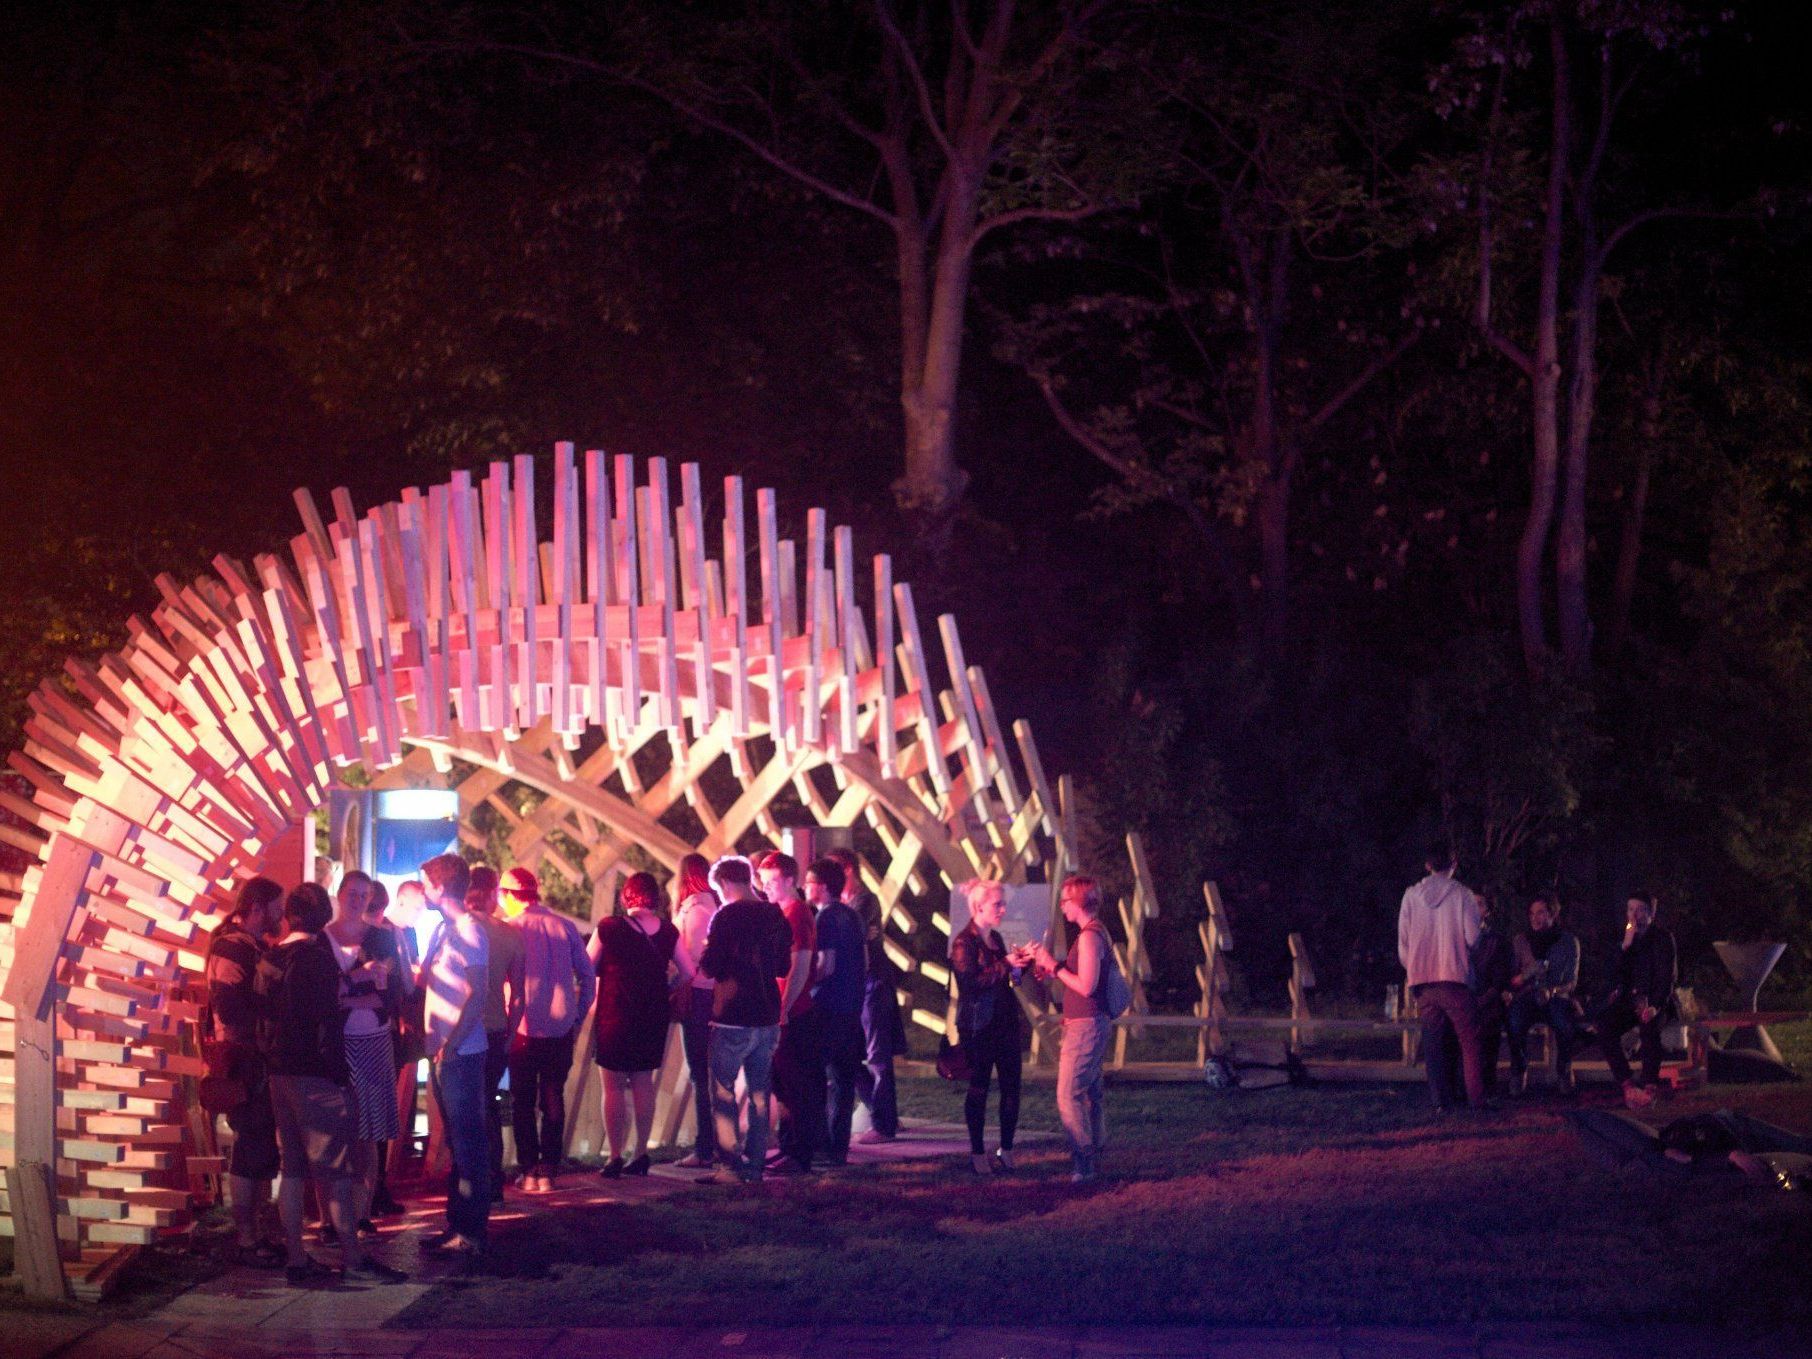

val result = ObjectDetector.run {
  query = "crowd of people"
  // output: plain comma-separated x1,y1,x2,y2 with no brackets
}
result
1399,837,1680,1114
202,839,1128,1286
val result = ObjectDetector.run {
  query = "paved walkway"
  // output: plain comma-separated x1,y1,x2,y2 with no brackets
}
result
9,1123,1807,1359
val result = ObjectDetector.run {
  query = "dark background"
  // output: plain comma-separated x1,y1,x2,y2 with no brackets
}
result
5,1,1810,1009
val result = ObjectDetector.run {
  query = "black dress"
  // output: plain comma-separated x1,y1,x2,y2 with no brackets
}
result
593,914,679,1073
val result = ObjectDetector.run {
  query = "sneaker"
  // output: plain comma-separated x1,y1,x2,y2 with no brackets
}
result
854,1129,896,1145
597,1157,625,1179
765,1156,811,1177
673,1152,712,1169
538,1173,559,1193
342,1258,409,1285
285,1258,334,1288
624,1153,652,1176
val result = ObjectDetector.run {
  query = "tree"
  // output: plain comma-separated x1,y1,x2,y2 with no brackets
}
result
1444,0,1743,677
997,2,1425,654
469,0,1147,515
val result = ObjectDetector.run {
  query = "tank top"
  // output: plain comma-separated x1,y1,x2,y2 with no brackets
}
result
1060,921,1108,1020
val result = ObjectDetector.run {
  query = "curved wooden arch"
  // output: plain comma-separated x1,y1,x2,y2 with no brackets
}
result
0,448,1065,1296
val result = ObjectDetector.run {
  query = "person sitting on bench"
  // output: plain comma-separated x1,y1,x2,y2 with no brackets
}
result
1581,892,1677,1108
1504,895,1582,1095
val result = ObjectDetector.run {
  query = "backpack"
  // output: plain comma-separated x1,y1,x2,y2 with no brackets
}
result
1088,923,1133,1020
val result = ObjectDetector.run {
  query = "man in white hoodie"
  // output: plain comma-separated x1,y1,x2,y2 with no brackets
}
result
1399,838,1487,1112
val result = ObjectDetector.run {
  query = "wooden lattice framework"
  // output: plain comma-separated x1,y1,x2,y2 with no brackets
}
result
0,447,1073,1298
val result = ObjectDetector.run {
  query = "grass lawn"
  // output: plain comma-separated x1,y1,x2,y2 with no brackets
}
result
390,1019,1812,1334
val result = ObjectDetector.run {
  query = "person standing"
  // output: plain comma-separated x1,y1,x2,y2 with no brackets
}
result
697,857,794,1183
255,883,406,1286
1505,896,1582,1095
466,867,524,1201
950,879,1023,1175
1399,838,1488,1114
672,854,722,1169
759,852,822,1174
589,871,685,1177
500,866,595,1191
829,848,903,1145
1027,875,1113,1184
1582,892,1678,1107
418,854,491,1257
1463,905,1517,1100
322,870,404,1239
205,876,285,1267
805,857,867,1166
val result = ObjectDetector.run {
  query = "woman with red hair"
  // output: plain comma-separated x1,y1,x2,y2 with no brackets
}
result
670,854,721,1168
588,872,689,1175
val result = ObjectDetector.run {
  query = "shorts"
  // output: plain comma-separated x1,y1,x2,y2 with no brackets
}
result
269,1073,358,1181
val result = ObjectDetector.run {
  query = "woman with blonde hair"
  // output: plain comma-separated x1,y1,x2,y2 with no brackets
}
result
950,878,1025,1175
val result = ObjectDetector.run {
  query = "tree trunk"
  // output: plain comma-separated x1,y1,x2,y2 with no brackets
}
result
1514,20,1571,678
894,175,977,514
1556,250,1600,676
1607,354,1664,655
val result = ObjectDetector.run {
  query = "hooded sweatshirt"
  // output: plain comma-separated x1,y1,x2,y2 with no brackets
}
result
1398,869,1482,988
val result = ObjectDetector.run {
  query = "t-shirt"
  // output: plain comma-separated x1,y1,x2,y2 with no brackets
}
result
478,914,525,1034
811,900,867,1016
778,897,816,1018
423,913,491,1058
699,897,794,1028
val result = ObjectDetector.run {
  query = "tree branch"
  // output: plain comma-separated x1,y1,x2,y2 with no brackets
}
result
1305,327,1423,430
1028,369,1254,637
872,0,957,164
969,199,1107,249
476,41,901,230
1596,205,1754,270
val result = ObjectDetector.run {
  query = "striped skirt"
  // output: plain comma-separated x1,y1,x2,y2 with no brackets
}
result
345,1028,401,1142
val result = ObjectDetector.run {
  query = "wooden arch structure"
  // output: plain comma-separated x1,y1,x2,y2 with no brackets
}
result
0,448,1076,1298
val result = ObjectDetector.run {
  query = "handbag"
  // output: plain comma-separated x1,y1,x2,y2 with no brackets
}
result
198,1039,253,1115
935,1034,971,1082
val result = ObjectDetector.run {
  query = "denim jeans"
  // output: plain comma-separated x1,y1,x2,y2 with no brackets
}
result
680,988,716,1161
1506,994,1581,1079
1057,1016,1110,1174
708,1023,779,1181
431,1048,490,1241
855,980,901,1137
507,1030,576,1173
819,1010,866,1163
1415,981,1485,1110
